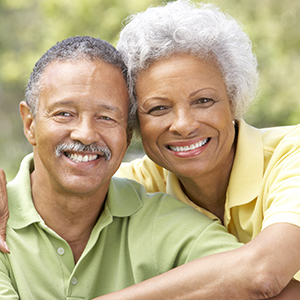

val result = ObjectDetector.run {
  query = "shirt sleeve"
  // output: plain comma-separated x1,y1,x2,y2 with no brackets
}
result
0,254,19,299
263,140,300,229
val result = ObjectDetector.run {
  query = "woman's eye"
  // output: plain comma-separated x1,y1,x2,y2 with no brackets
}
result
148,106,169,115
196,98,215,107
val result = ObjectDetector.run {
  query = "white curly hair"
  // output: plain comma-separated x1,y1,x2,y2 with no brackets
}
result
117,0,259,126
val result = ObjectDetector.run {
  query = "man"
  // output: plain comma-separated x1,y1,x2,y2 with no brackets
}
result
0,36,244,299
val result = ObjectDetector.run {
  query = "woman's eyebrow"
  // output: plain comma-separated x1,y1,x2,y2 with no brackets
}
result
189,88,217,97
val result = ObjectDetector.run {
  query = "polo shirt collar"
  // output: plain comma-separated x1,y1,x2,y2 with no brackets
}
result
106,177,143,217
226,119,264,209
7,153,143,230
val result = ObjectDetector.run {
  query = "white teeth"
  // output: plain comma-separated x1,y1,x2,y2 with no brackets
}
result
67,153,98,163
169,138,209,152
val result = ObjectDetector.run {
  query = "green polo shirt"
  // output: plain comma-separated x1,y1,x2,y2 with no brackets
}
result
1,154,242,299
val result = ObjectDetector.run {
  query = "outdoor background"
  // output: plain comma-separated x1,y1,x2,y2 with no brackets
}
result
1,0,300,181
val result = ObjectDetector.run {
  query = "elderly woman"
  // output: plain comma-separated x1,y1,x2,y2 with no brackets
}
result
97,0,300,299
0,0,300,299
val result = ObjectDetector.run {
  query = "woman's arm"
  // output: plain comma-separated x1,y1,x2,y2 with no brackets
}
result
0,169,9,253
94,223,300,300
270,280,300,300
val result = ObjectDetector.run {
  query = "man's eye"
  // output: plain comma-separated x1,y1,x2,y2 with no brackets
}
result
100,116,112,121
57,112,72,117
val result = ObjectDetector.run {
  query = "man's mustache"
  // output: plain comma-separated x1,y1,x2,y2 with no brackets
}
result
54,141,111,161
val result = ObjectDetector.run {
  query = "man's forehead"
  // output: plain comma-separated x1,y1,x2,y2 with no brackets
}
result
39,59,126,92
42,59,99,79
42,58,123,79
37,59,129,115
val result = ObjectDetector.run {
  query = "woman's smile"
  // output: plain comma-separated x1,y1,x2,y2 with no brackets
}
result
167,138,210,152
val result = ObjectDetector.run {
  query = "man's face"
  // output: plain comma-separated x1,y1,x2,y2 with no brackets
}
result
23,59,129,196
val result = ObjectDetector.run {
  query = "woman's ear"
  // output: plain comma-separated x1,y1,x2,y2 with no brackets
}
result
20,101,36,146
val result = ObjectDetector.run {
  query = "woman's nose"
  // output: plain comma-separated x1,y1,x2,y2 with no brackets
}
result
169,109,199,137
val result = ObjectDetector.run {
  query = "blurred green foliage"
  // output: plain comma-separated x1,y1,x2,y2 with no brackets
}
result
1,0,300,181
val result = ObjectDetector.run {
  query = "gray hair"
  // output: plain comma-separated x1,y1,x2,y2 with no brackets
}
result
117,0,259,124
26,36,134,140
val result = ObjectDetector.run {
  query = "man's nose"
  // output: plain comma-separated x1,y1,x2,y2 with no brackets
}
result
70,118,100,145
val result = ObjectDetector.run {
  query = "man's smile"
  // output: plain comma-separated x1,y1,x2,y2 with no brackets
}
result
55,141,112,161
65,152,99,163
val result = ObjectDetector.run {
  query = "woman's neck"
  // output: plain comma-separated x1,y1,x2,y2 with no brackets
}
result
179,174,229,222
178,137,237,222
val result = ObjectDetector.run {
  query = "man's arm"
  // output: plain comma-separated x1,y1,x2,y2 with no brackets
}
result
93,223,300,300
0,169,9,254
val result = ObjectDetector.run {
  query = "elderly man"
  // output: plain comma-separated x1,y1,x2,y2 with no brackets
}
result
0,36,245,299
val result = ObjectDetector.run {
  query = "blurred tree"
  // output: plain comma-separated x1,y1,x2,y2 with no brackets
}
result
1,0,300,180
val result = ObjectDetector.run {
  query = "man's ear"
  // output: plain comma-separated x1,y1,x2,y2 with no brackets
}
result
20,101,36,146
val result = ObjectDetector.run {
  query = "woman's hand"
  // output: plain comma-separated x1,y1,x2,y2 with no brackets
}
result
0,169,10,253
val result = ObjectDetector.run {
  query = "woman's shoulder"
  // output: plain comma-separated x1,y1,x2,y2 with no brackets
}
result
259,123,300,150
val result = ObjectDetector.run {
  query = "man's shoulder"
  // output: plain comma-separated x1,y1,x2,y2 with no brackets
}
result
110,176,214,227
110,176,189,207
7,153,33,205
116,156,168,193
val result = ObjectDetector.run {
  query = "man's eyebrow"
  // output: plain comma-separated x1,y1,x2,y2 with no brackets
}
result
51,100,74,106
50,101,121,113
99,104,122,112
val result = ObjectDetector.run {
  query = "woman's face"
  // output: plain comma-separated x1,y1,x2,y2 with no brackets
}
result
136,54,236,180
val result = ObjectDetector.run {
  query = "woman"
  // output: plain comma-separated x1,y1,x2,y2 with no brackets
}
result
99,0,300,298
0,1,300,299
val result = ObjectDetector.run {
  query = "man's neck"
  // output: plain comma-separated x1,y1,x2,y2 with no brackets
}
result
30,170,108,263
